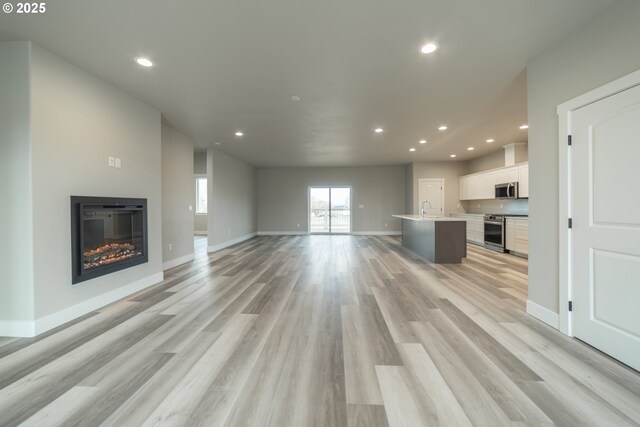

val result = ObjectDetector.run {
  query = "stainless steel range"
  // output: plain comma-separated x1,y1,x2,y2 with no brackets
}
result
484,214,505,252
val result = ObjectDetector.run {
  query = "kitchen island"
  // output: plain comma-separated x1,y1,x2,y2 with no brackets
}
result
392,215,467,264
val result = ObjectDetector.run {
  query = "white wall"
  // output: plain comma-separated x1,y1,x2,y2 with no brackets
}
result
207,149,257,250
256,166,405,234
162,124,195,269
29,44,163,326
410,162,468,217
527,0,640,314
0,42,35,335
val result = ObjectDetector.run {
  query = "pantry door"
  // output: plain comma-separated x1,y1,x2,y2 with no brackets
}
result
570,83,640,371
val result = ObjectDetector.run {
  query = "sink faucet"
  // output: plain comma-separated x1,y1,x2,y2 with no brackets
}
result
420,200,432,218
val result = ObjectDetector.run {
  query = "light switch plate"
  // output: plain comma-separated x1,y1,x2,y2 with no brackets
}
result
188,205,193,211
359,204,364,209
115,158,122,168
108,156,115,167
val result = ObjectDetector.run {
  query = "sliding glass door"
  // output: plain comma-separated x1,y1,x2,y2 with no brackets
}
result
309,187,351,234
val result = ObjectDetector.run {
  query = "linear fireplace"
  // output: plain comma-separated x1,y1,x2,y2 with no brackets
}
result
70,196,148,284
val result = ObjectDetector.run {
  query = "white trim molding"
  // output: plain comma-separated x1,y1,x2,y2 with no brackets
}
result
556,68,640,336
526,300,559,330
351,231,402,236
163,253,195,271
208,232,257,253
0,320,36,338
33,272,164,337
256,231,308,236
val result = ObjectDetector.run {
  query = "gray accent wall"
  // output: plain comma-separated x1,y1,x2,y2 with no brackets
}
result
466,145,529,174
405,164,414,215
162,125,195,266
527,0,640,314
29,43,163,320
0,42,35,328
194,151,207,175
207,149,257,247
410,162,468,217
256,166,405,233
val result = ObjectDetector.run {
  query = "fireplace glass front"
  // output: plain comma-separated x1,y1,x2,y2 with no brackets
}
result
71,196,148,284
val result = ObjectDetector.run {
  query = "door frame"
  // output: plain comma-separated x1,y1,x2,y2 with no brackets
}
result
557,68,640,336
417,178,445,217
307,186,353,235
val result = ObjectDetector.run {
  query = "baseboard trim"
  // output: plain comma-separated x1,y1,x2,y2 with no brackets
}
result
526,299,559,330
208,233,257,253
351,231,402,236
256,231,308,236
163,253,195,271
32,272,164,337
0,320,36,338
194,230,207,236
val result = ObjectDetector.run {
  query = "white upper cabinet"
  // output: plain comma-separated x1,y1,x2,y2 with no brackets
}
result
458,162,528,201
496,167,518,184
482,172,497,199
518,164,529,198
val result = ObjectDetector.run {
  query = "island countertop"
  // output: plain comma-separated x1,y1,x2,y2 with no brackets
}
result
392,215,466,222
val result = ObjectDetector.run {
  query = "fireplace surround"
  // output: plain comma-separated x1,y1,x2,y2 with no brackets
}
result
70,196,148,284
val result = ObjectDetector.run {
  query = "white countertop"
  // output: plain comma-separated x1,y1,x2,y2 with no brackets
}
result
392,215,466,222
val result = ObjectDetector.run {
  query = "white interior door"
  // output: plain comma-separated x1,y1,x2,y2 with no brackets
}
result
571,83,640,371
418,179,444,217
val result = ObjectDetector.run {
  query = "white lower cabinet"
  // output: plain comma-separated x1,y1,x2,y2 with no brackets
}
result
506,217,528,255
451,213,484,245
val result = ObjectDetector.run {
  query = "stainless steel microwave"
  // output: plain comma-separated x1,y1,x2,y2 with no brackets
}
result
495,182,518,199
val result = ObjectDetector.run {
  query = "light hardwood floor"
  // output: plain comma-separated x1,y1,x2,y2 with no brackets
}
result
1,235,639,426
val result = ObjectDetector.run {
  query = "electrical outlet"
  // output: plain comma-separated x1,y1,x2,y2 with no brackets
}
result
108,156,115,167
297,223,300,228
500,203,504,209
227,229,231,235
384,222,388,227
477,203,480,208
168,243,172,251
359,204,364,209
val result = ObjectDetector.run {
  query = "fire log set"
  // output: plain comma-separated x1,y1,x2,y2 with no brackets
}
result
83,243,142,269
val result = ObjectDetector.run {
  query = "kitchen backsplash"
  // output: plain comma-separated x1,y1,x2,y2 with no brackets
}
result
461,199,529,215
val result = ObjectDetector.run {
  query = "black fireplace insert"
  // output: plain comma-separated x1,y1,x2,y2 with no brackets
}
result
70,196,148,284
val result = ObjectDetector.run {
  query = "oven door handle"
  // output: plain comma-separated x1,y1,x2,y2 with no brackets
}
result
484,221,504,225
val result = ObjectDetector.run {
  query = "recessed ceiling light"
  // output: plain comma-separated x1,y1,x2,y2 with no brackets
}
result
374,128,384,133
409,148,416,152
438,125,448,131
486,139,495,143
420,42,439,54
450,154,456,158
290,95,301,102
419,139,427,144
235,131,244,137
135,57,153,67
519,124,529,130
467,147,475,151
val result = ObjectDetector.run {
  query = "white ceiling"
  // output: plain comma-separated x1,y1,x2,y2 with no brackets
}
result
0,0,614,167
